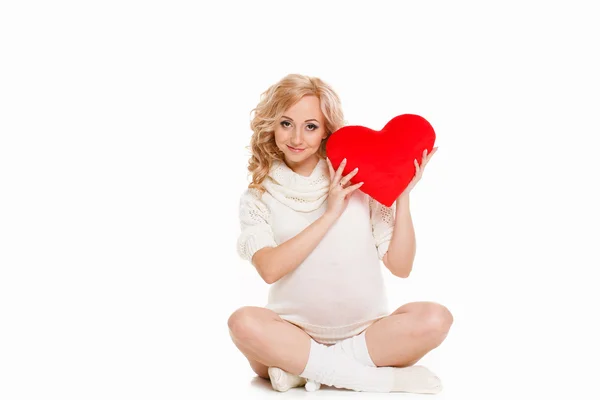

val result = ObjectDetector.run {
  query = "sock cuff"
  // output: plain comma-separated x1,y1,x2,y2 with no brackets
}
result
350,331,377,367
300,338,327,378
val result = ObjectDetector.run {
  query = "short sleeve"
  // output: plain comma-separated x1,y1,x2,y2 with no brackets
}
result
236,188,278,263
369,196,396,260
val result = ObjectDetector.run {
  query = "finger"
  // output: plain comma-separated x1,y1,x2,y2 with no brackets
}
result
326,157,335,179
423,155,430,167
344,181,364,194
426,147,435,159
334,158,347,184
427,147,437,160
414,159,420,173
340,167,359,186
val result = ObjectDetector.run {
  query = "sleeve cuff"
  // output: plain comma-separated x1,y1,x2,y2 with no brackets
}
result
238,230,278,261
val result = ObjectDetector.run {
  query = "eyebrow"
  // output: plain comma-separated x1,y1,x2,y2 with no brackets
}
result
281,115,320,123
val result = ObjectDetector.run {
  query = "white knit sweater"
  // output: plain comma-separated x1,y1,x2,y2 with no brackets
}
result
236,157,397,341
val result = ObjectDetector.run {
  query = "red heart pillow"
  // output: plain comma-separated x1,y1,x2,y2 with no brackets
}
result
326,114,436,207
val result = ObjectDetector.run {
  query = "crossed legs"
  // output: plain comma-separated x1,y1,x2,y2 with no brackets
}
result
227,301,453,378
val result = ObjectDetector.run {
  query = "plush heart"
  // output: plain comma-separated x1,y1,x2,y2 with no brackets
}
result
325,114,436,207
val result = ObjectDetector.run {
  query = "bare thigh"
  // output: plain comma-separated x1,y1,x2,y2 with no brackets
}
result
228,306,312,377
364,301,453,367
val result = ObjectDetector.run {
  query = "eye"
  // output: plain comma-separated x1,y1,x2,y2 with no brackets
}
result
307,124,318,131
280,121,291,128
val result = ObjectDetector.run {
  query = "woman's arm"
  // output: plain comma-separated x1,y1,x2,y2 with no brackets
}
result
247,158,361,284
383,148,436,277
382,193,416,278
252,212,337,284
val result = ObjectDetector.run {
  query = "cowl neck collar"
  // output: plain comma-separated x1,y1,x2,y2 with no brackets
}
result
262,157,330,212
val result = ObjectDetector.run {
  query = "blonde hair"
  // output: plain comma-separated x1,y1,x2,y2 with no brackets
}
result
245,73,346,194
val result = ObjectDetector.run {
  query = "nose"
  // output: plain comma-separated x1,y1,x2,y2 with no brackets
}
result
290,128,303,146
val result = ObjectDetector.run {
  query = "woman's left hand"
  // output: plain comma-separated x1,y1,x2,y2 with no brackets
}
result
399,146,438,198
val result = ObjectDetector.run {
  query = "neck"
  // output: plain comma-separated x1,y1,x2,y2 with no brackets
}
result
284,154,321,177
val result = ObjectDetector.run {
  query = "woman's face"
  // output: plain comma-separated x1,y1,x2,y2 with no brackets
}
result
274,95,326,166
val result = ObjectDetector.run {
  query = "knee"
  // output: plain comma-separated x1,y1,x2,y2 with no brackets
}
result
227,306,264,342
419,303,454,337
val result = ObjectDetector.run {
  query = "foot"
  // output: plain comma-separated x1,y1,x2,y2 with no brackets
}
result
267,366,307,392
392,365,443,394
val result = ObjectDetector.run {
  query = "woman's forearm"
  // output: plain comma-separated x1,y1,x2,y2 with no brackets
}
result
252,213,337,284
385,194,416,277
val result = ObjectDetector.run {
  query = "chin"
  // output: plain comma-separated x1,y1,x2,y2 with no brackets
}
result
289,150,313,158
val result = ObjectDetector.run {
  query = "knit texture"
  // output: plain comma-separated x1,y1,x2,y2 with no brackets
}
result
262,158,330,212
301,338,443,393
236,157,397,337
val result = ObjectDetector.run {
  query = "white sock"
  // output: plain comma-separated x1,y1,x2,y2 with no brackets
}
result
304,379,321,392
300,338,395,392
393,365,443,394
267,366,306,392
341,331,377,367
300,338,443,393
267,332,373,392
341,331,443,393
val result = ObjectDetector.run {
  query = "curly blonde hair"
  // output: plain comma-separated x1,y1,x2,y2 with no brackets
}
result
245,73,346,194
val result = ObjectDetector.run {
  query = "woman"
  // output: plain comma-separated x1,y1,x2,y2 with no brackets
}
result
228,73,452,393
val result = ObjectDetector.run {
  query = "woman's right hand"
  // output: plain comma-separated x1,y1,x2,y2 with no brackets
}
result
324,157,364,221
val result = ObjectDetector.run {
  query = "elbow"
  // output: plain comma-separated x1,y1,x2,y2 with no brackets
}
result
255,262,280,284
261,271,279,284
388,261,412,278
384,252,414,279
251,248,279,284
393,267,412,278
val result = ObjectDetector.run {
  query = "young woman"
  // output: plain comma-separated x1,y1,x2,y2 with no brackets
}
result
228,73,452,393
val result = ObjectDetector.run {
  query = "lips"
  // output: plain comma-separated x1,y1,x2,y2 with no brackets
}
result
287,145,305,152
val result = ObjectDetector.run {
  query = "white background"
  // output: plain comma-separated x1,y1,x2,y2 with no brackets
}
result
1,1,599,399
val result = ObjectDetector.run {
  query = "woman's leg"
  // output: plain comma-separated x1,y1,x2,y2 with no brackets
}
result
364,301,453,367
229,305,444,393
227,306,312,377
245,357,269,380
